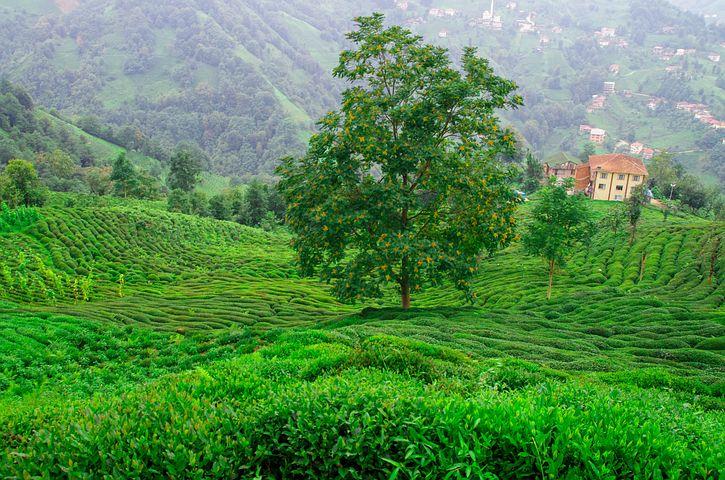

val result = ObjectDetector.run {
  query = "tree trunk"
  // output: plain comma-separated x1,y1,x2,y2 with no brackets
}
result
547,259,555,300
401,279,411,309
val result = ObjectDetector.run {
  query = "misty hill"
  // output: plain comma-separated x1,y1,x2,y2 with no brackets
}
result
0,0,723,184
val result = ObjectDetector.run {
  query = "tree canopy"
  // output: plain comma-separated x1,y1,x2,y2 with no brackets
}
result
0,159,47,208
278,14,523,308
168,149,201,192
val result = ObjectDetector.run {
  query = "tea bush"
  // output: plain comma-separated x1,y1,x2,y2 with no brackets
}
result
0,195,721,477
1,333,721,479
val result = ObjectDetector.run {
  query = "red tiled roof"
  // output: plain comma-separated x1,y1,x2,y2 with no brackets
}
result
588,154,648,176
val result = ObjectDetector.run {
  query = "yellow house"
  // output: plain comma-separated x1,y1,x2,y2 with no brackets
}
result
583,154,649,201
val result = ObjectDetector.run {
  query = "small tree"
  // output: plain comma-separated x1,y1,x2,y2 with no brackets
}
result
244,181,267,227
84,167,113,195
626,185,646,244
110,152,137,198
168,149,201,192
278,14,523,308
579,142,596,162
522,152,544,193
599,203,627,234
524,179,594,300
0,159,47,207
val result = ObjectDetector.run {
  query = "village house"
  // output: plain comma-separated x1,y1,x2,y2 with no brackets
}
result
609,64,620,75
581,154,649,201
543,152,580,183
589,128,606,144
603,81,616,94
587,95,606,112
629,142,644,155
708,53,721,63
642,148,655,160
598,27,616,37
395,0,409,11
438,30,448,38
579,124,593,134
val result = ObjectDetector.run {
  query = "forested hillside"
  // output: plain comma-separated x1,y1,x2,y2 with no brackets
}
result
0,0,374,174
0,0,722,182
0,79,164,194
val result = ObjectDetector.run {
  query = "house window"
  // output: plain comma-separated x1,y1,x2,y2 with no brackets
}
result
600,173,608,179
618,174,625,180
598,183,606,189
614,194,623,201
633,175,640,181
616,185,624,191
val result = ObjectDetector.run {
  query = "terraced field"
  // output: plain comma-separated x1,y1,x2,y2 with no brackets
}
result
0,195,355,331
0,193,722,477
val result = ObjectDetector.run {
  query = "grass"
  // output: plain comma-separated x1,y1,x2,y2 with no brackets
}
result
0,193,721,476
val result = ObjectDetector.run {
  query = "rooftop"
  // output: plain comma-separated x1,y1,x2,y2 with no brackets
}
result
589,154,648,176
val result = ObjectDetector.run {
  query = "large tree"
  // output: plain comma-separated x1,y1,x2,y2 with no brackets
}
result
523,179,594,300
278,14,523,309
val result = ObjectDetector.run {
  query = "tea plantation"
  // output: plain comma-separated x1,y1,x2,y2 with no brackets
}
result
0,194,723,478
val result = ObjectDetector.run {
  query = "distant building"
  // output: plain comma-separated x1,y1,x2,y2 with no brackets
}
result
551,26,563,34
395,0,409,11
587,95,606,112
438,30,448,38
609,64,620,75
603,81,616,94
589,128,606,144
642,148,655,160
581,154,649,201
615,140,631,153
475,0,503,30
543,152,580,184
708,54,721,63
579,124,593,134
629,142,644,155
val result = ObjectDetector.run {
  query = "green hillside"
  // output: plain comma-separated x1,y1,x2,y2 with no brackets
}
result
0,0,722,183
0,193,722,476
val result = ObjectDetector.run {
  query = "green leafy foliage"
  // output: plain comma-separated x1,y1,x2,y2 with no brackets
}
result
0,331,721,478
280,14,523,308
167,149,201,192
524,179,595,299
0,159,47,207
0,192,721,476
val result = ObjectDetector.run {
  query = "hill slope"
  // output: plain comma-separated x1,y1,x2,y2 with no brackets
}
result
0,195,722,476
0,0,722,182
